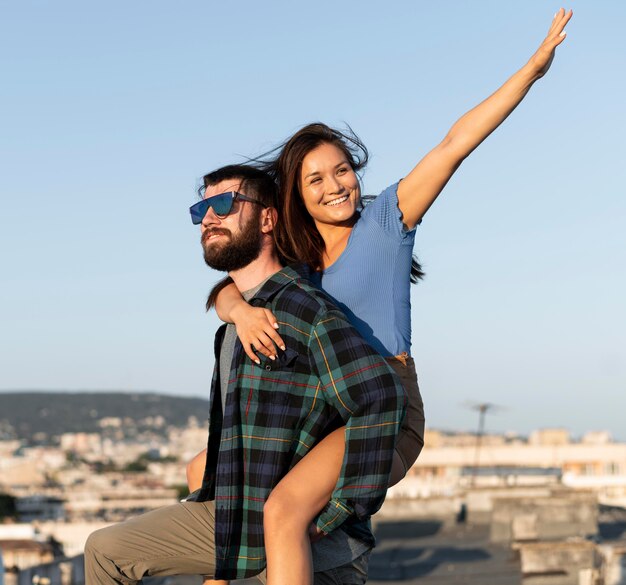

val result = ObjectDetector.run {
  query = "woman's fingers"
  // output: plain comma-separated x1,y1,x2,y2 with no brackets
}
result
559,9,573,35
245,336,274,360
548,8,564,34
263,309,286,350
234,306,287,363
243,342,261,364
308,522,326,543
240,330,284,362
547,11,572,49
531,8,572,76
257,331,282,358
263,308,279,329
550,8,573,40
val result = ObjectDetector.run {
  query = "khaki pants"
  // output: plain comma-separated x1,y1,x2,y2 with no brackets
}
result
84,501,369,584
85,501,218,584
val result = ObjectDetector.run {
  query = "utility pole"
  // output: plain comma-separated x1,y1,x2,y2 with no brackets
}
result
470,402,498,487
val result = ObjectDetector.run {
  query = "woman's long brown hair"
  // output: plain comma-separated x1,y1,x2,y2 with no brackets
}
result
254,122,424,281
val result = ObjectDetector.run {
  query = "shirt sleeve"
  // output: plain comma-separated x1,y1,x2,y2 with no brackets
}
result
307,311,407,534
360,181,418,240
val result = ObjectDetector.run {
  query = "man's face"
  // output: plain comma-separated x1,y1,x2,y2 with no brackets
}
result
200,180,264,272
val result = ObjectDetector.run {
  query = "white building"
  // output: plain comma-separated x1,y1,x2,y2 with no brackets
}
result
392,428,626,505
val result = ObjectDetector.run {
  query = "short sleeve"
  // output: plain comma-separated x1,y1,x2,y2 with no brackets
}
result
360,181,418,240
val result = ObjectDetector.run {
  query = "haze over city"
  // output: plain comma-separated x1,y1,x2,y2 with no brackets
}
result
1,1,624,437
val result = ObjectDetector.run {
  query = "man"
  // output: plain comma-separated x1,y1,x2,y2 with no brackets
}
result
84,165,406,584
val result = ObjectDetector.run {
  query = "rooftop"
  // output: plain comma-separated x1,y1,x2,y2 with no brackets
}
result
157,521,520,585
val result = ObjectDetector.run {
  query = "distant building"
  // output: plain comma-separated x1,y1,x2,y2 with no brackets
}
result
0,539,53,572
425,429,515,448
98,417,122,428
529,428,570,446
0,459,35,491
60,433,102,455
62,484,179,522
16,496,65,523
460,465,562,487
582,431,612,445
397,427,626,507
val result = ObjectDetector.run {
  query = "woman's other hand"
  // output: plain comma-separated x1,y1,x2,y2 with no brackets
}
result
231,304,285,364
529,8,573,79
397,8,573,227
308,522,327,543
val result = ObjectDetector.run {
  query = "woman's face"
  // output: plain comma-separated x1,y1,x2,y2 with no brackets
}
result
299,142,361,228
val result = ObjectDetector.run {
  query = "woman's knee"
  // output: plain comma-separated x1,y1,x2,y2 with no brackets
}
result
263,488,289,530
263,428,346,535
263,487,310,534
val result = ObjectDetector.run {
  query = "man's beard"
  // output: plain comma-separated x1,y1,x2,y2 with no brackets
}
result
202,212,263,272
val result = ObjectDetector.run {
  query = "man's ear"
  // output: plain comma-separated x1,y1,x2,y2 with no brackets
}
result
261,207,278,234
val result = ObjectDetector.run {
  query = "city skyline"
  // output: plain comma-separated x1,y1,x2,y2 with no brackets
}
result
1,1,624,438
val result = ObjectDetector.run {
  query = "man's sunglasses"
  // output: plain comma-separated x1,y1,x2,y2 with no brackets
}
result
189,191,267,225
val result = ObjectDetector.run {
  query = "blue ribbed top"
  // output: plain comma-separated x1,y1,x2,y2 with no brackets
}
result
311,182,417,357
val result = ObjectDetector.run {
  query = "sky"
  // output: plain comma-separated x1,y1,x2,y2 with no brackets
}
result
1,1,624,439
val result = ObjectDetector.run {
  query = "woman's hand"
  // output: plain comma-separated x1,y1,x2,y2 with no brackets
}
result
528,8,573,79
397,8,573,227
308,522,326,543
231,304,285,364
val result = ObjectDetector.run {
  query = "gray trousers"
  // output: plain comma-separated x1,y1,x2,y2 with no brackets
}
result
84,501,368,584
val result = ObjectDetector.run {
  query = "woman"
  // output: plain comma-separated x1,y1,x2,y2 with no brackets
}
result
191,10,572,584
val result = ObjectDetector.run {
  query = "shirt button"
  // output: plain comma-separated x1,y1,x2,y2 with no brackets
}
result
265,364,272,371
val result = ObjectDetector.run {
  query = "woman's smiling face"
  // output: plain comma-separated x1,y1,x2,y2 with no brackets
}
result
299,142,361,228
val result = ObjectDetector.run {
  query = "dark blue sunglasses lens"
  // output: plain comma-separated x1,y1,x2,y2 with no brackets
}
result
189,194,233,224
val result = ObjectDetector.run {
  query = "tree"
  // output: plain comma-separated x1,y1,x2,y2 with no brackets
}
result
0,493,17,520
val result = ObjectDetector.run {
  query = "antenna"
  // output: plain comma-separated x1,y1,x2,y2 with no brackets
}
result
464,402,505,486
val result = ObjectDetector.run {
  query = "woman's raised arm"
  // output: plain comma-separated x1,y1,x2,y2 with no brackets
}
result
214,281,285,364
397,8,573,229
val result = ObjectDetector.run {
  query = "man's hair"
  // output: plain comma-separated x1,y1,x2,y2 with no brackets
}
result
199,164,278,209
199,164,282,311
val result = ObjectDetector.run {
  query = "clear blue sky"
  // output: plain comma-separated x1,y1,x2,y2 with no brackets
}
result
1,1,624,438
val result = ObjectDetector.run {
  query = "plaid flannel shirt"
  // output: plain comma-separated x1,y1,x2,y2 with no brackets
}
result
197,265,406,580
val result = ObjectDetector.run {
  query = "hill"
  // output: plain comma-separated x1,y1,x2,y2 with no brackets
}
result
0,391,209,443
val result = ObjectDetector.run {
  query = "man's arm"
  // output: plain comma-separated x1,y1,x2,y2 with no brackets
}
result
307,311,406,535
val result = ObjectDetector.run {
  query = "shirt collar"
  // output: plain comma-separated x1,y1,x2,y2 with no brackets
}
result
248,264,312,304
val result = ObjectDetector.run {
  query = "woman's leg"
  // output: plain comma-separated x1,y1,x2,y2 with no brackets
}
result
186,449,230,585
386,355,426,486
264,427,346,585
389,451,408,487
187,382,417,584
186,448,207,492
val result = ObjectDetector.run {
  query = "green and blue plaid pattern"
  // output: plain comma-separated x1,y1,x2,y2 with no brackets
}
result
197,265,406,580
